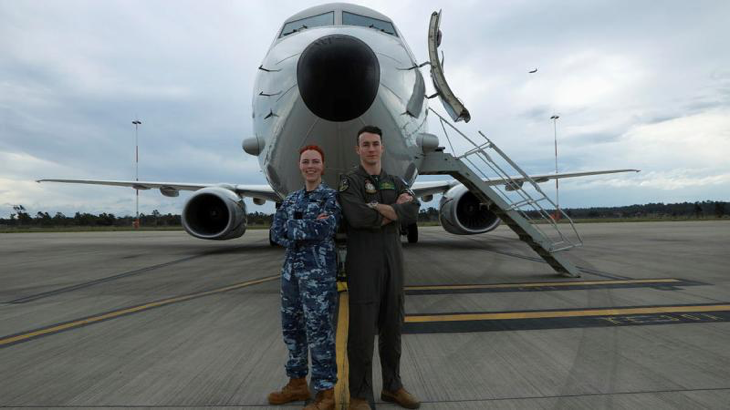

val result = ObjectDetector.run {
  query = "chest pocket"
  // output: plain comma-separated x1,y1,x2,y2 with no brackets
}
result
302,196,325,219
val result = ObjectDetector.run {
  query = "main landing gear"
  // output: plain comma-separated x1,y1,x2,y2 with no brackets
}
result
269,228,277,246
404,223,418,244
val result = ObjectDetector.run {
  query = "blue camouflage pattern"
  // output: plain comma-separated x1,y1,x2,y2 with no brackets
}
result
271,182,341,391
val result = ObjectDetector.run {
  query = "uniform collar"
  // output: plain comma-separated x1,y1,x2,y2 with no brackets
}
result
302,182,329,195
356,165,386,180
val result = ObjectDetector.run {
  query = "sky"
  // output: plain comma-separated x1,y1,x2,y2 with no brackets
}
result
1,0,729,218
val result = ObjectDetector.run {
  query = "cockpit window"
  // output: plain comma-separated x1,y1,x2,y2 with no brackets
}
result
342,11,397,37
280,12,334,38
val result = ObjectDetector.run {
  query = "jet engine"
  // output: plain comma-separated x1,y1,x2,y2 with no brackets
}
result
439,185,501,235
182,187,247,240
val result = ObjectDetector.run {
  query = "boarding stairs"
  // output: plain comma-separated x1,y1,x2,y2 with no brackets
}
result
419,108,583,277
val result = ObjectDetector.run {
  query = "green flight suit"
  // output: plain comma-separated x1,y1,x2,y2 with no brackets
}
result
338,165,420,405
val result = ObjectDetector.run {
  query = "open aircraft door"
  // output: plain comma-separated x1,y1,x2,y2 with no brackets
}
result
428,10,471,123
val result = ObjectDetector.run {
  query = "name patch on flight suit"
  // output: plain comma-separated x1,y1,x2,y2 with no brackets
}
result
379,181,395,190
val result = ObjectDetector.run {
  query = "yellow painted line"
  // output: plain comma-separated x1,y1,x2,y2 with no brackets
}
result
405,304,730,323
334,291,350,410
405,278,681,291
0,275,279,347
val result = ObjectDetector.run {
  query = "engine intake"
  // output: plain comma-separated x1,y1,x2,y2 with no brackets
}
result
297,34,380,122
439,185,500,235
182,187,247,240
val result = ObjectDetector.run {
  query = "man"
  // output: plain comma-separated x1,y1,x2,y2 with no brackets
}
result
338,125,421,410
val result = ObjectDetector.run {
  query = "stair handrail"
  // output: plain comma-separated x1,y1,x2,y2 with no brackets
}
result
427,107,583,251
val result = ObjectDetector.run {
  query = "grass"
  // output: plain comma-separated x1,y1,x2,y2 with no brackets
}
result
0,224,273,233
550,216,727,224
1,217,726,233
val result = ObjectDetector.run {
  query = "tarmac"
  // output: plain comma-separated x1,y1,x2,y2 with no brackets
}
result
1,221,729,409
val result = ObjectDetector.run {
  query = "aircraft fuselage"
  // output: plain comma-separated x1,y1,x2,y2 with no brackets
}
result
250,4,429,196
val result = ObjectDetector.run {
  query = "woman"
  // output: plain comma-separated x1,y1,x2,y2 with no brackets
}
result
268,145,341,410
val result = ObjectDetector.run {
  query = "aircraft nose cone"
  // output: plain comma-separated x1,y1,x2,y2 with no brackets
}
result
297,34,380,122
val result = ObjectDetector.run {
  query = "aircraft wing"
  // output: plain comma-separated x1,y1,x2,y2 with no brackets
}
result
411,169,640,197
36,179,281,202
502,169,640,185
410,180,460,197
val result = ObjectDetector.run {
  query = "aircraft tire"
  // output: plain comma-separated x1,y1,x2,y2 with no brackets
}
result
407,224,418,243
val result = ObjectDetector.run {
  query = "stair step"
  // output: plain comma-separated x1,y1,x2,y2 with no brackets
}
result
418,139,582,277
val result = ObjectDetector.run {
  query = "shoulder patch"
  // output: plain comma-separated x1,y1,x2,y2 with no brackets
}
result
339,177,350,192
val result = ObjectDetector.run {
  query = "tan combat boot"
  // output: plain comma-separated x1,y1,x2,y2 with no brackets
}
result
268,377,310,405
348,397,372,410
381,387,420,409
303,388,334,410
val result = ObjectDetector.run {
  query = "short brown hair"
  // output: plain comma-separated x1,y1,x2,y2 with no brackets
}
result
356,125,382,145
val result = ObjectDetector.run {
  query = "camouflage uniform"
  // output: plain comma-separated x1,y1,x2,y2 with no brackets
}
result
338,166,420,407
271,182,341,392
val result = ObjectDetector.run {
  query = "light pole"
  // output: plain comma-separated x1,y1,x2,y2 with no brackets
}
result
132,119,142,228
550,115,560,220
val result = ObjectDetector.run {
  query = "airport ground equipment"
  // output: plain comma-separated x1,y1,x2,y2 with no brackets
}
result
419,108,583,277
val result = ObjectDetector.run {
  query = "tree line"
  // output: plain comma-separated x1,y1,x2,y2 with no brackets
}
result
546,200,727,220
1,201,727,228
418,200,728,222
2,205,182,227
1,205,276,228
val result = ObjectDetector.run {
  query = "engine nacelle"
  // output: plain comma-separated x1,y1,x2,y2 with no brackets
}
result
182,187,247,240
439,185,501,235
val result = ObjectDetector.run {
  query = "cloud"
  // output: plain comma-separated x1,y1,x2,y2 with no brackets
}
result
0,151,77,179
2,0,730,220
567,169,730,191
619,108,730,169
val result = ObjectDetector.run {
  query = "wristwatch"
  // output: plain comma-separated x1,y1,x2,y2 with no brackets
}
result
367,201,379,209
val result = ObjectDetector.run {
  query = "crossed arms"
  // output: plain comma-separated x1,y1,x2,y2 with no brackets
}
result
338,178,420,230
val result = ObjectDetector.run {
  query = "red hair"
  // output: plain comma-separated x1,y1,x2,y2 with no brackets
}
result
299,145,325,162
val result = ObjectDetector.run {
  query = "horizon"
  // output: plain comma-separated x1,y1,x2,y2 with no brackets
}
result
4,199,728,220
2,0,729,218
